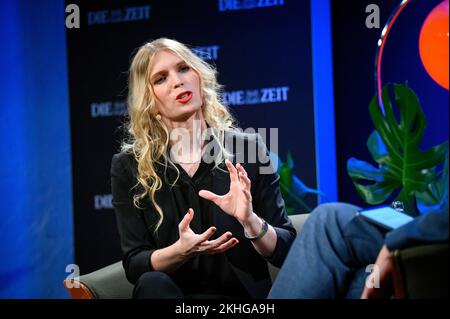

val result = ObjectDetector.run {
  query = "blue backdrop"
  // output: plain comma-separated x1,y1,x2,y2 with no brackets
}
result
0,0,73,298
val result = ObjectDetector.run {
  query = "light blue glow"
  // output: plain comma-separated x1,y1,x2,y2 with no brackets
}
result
311,0,338,203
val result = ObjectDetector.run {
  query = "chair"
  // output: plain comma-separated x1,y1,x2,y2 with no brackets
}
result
64,214,310,299
391,243,449,299
64,261,134,299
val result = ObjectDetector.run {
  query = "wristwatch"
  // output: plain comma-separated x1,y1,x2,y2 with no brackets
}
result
244,218,268,241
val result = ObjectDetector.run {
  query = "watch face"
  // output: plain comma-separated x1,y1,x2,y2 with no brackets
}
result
244,218,268,240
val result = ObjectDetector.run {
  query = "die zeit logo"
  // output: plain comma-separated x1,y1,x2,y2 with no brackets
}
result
65,4,151,28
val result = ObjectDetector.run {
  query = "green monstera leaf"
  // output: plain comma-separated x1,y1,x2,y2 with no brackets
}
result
275,152,327,214
347,83,448,215
416,151,448,213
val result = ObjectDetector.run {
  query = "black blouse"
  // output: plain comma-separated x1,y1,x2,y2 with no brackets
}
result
111,131,296,298
171,160,250,297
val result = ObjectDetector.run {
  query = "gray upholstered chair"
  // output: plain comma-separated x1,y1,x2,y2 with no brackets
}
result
64,214,310,299
391,243,449,299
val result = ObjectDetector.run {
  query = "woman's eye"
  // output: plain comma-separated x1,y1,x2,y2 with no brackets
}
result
179,65,190,72
154,76,165,85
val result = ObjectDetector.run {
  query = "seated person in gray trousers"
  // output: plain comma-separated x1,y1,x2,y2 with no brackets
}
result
269,202,449,298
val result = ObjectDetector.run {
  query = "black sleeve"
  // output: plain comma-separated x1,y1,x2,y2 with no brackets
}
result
111,153,157,284
250,135,297,268
385,208,449,251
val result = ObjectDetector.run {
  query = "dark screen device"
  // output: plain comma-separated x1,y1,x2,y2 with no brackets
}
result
357,206,414,230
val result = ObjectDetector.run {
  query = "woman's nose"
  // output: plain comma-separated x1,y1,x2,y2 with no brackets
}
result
174,81,184,89
172,73,184,89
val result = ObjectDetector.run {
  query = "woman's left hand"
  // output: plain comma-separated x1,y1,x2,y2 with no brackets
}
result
199,159,253,224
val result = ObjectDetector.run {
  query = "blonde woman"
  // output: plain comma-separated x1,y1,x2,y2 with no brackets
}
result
111,38,295,298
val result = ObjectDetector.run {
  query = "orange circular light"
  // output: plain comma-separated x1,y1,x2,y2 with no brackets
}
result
419,0,449,90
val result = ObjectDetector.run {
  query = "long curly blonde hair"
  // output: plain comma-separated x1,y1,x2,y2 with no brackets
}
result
122,38,236,231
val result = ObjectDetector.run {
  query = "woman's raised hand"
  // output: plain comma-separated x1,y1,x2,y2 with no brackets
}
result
176,208,239,257
198,159,253,224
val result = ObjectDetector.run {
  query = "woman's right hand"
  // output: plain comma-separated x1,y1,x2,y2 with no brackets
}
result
176,208,239,258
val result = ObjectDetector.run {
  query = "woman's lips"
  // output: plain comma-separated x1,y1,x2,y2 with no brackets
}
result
176,91,193,104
